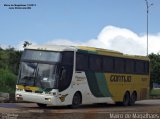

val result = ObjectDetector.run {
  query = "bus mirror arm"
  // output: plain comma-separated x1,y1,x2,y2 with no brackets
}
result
60,67,66,80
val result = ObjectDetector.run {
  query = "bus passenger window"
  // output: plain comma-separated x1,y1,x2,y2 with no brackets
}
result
61,51,74,65
125,59,134,74
76,53,88,71
89,55,102,72
103,56,114,72
115,58,125,73
135,60,144,74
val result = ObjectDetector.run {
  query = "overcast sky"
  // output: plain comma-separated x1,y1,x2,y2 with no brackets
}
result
0,0,160,55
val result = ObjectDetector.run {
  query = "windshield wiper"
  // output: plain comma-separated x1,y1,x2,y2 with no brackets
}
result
22,76,34,80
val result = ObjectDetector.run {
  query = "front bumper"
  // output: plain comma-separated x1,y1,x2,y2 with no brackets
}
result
15,91,61,105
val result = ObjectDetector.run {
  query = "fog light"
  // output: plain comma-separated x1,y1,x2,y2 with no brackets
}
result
45,98,51,101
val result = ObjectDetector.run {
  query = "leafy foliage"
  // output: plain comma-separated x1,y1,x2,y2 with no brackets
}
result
0,46,22,93
149,53,160,85
0,69,17,93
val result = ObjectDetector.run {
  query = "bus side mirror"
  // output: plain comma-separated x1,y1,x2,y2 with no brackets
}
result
60,68,66,80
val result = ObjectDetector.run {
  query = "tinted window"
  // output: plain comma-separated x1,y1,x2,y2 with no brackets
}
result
89,55,102,71
115,58,125,73
135,60,149,74
103,56,114,72
135,60,144,74
125,59,135,74
61,51,74,65
58,65,73,92
59,51,74,91
144,61,149,74
76,53,88,71
76,51,149,75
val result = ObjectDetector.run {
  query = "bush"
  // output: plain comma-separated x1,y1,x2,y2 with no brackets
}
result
0,69,17,93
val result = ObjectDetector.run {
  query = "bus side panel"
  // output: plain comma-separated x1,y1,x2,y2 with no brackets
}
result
85,72,111,97
104,73,150,102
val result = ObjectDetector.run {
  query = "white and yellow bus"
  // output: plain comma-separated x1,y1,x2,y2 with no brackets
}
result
16,45,150,107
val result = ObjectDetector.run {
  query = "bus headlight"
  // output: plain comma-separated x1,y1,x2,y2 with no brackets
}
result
16,94,23,101
16,94,22,97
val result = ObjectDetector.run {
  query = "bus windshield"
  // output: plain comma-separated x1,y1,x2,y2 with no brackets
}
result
18,62,59,89
18,50,62,89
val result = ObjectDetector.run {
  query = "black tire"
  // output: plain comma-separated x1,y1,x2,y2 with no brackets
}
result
70,92,82,108
116,92,130,106
123,92,130,106
37,103,47,108
129,92,137,106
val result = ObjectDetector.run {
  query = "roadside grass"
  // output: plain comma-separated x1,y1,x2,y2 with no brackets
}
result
150,88,160,96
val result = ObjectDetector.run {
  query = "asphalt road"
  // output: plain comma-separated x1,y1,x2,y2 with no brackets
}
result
0,100,160,119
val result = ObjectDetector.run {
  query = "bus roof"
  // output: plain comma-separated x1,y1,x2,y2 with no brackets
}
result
25,45,149,61
77,46,149,61
26,44,76,51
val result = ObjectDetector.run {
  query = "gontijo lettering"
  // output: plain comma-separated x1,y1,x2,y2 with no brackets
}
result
110,75,132,82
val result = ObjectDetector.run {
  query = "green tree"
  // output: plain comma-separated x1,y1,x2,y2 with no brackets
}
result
6,47,22,75
0,46,22,93
0,69,17,93
149,53,160,88
0,50,9,69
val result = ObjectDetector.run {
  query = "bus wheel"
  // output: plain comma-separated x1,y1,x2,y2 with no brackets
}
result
122,92,130,106
71,92,82,108
37,103,47,108
129,92,137,106
116,92,130,106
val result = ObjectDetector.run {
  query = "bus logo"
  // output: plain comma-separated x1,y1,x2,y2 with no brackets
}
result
110,75,132,82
